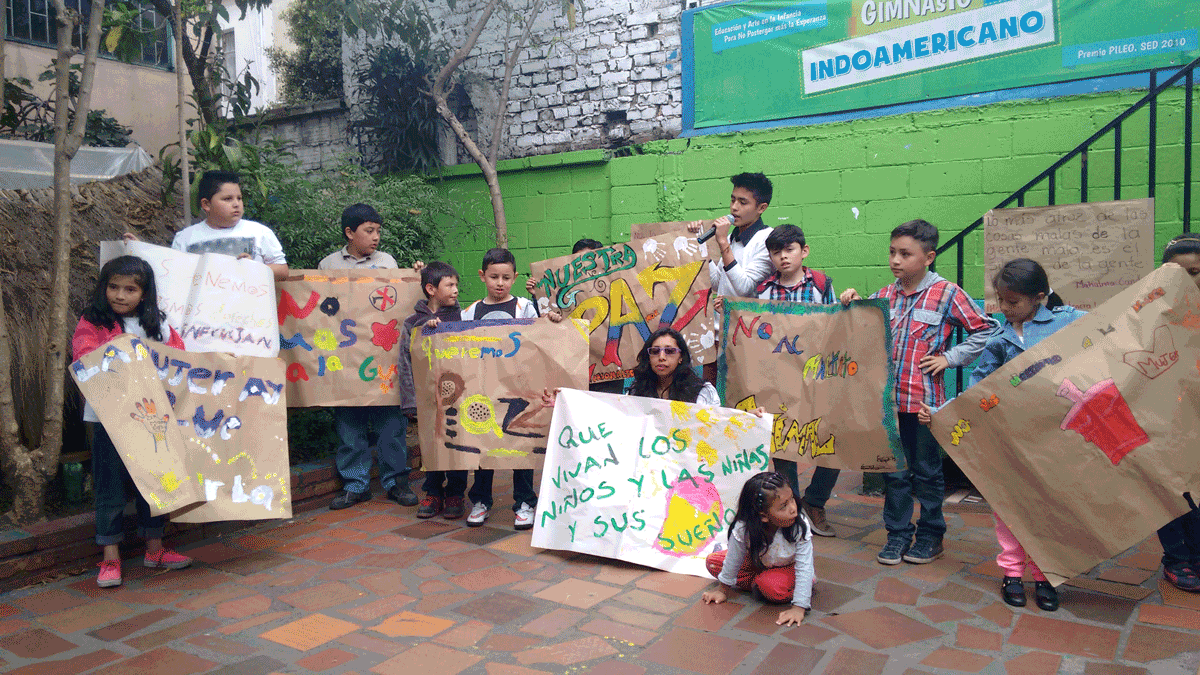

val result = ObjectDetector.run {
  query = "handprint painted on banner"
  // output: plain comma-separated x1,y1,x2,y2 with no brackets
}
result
130,398,170,453
642,238,667,262
673,236,699,258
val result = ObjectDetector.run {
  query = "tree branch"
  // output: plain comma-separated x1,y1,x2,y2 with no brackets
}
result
488,0,541,165
431,0,500,99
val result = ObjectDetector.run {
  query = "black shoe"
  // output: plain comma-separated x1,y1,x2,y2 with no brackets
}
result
877,536,911,565
388,484,418,507
416,495,443,519
443,496,466,520
1164,563,1200,592
1001,576,1026,607
1034,581,1059,611
902,538,944,564
330,490,371,510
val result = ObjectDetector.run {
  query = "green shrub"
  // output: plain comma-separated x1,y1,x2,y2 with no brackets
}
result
253,160,489,270
286,408,339,464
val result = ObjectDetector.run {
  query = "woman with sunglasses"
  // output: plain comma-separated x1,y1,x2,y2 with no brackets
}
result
626,327,721,404
542,327,721,407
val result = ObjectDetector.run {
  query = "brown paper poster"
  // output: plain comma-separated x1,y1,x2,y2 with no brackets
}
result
71,337,205,515
930,265,1200,585
72,335,292,522
529,232,716,383
984,199,1154,312
630,221,691,241
277,269,424,407
412,318,590,470
718,298,903,472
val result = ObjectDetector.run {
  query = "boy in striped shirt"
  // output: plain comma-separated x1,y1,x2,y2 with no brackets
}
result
840,220,996,566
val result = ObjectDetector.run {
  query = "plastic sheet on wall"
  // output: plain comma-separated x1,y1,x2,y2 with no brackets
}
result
0,138,153,190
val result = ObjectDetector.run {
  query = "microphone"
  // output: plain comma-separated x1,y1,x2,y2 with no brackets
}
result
697,215,733,244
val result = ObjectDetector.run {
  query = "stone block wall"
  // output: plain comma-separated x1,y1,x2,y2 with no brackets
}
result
254,100,354,172
346,0,684,163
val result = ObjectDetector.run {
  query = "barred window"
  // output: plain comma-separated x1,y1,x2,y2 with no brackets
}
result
5,0,172,69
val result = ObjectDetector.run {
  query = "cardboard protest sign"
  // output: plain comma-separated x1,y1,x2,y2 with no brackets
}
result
630,221,690,241
719,298,903,472
276,269,424,407
72,335,292,522
412,318,590,470
529,233,716,384
100,241,279,356
983,199,1154,312
930,265,1200,585
532,389,774,577
71,337,205,515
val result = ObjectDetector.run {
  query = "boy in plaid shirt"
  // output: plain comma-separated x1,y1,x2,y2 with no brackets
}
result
841,219,996,565
753,225,841,538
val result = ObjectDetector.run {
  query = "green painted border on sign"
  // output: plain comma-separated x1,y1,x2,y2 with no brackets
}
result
717,297,904,471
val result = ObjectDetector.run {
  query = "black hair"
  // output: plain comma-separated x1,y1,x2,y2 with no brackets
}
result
341,203,383,238
572,238,604,253
628,327,706,403
1163,233,1200,264
421,261,459,299
891,219,939,253
765,224,806,253
196,170,240,205
731,172,772,205
481,247,517,272
727,471,807,572
83,255,167,341
993,258,1064,309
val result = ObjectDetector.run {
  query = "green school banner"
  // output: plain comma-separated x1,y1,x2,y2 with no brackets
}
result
684,0,1200,128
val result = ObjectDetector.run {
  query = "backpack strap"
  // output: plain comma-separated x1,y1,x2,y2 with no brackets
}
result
809,269,830,298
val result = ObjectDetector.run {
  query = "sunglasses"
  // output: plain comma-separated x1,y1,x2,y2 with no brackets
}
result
648,346,680,356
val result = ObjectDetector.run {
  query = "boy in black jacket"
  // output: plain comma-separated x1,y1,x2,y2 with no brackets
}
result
398,262,468,519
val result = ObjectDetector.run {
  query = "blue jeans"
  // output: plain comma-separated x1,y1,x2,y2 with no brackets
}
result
775,459,841,510
1158,509,1200,568
882,412,946,542
469,469,538,511
333,406,410,494
92,423,164,545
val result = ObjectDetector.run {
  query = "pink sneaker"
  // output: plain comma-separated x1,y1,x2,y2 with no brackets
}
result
144,548,192,570
97,559,122,588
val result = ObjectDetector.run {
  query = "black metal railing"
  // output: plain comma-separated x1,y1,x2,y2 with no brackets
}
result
938,54,1200,392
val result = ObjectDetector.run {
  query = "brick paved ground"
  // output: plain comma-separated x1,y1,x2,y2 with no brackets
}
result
2,467,1198,675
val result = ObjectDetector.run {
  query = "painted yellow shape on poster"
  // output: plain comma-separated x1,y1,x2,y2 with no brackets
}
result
671,400,692,423
660,494,709,556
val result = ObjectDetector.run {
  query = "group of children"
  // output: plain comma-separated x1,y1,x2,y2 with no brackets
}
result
73,168,1200,627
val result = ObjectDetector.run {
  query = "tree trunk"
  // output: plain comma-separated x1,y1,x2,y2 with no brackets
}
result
428,0,509,246
0,0,113,524
150,0,219,124
431,95,507,246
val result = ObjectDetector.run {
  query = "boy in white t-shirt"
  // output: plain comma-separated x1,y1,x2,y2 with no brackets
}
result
170,171,289,281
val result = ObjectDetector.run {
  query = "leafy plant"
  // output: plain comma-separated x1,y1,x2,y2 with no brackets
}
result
266,0,344,104
349,44,444,176
254,159,490,270
0,67,133,147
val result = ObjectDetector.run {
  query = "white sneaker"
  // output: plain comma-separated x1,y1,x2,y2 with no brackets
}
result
514,502,535,531
467,502,489,527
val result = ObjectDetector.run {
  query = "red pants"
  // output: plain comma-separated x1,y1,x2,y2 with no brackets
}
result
705,550,794,603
